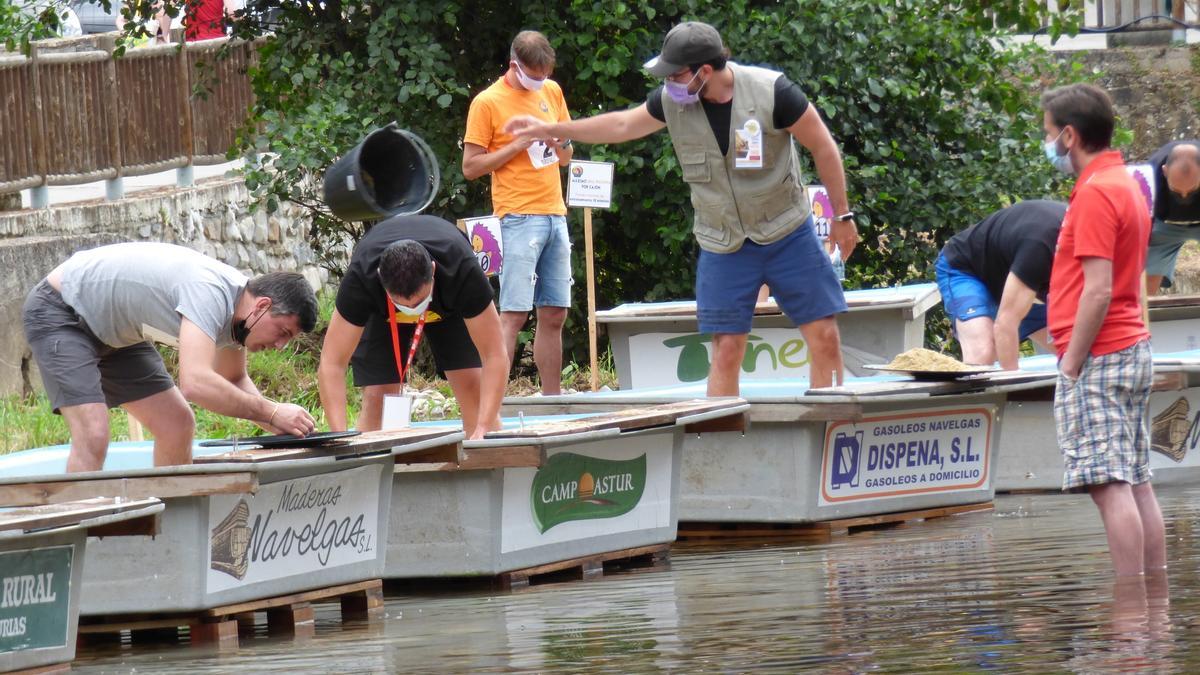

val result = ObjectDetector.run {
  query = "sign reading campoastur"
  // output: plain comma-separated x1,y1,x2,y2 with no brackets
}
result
820,407,993,505
206,464,383,593
0,545,72,654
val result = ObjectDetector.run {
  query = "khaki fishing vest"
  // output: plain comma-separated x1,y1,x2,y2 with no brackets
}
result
662,62,811,254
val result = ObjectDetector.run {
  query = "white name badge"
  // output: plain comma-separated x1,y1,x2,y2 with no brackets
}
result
734,119,764,169
527,141,559,169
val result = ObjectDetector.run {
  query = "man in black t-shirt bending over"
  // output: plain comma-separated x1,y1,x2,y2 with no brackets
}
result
934,200,1067,370
318,215,506,439
1145,140,1200,294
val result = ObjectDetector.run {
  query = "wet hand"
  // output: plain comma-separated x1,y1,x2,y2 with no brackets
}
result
830,219,858,261
272,403,316,437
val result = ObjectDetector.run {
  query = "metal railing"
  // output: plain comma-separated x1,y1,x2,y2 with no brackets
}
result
0,34,254,200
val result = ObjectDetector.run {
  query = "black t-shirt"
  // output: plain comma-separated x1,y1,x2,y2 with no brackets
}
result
942,200,1067,303
336,215,494,327
646,73,810,156
1149,140,1200,225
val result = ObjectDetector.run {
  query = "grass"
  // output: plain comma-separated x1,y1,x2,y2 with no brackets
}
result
0,289,619,454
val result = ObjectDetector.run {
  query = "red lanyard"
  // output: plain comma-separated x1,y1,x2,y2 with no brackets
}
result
386,299,426,394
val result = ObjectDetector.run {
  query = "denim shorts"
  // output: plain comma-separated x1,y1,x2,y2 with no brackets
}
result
934,253,1047,340
498,214,573,312
696,218,846,334
1054,340,1153,491
22,280,174,412
1145,218,1200,288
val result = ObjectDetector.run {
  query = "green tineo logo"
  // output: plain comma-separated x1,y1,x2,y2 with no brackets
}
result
531,453,647,533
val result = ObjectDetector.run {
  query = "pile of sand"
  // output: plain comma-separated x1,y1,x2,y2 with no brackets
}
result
885,348,971,372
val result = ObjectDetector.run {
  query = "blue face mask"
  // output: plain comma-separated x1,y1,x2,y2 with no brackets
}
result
1044,129,1074,175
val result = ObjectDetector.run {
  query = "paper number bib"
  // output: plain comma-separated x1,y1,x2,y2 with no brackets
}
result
527,141,559,169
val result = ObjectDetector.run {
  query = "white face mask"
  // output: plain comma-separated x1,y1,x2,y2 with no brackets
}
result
513,61,545,91
394,284,433,316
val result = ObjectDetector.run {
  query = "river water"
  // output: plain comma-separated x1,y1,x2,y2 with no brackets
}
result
73,486,1200,673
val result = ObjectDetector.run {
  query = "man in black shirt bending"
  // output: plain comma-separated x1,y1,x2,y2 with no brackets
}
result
318,215,507,439
935,200,1067,370
1145,141,1200,294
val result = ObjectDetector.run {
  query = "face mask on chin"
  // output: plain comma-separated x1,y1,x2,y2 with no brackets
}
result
665,70,706,106
232,306,267,346
514,61,545,91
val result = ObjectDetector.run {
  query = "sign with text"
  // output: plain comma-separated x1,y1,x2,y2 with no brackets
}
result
206,464,383,593
500,441,672,553
808,184,832,240
627,329,814,388
820,407,994,505
462,215,504,276
0,545,73,654
567,160,615,209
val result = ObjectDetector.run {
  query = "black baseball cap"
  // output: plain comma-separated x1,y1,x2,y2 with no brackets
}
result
643,21,724,78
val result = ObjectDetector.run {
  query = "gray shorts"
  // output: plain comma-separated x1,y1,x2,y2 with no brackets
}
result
22,280,175,413
1146,218,1200,287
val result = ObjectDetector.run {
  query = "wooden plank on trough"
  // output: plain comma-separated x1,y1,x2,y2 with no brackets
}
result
193,427,459,464
749,403,863,423
394,442,462,465
1149,293,1200,308
458,444,544,470
0,473,258,507
0,497,160,532
489,399,746,438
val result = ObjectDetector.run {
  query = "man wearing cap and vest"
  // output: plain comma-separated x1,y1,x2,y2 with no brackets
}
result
505,21,856,394
317,215,507,439
463,30,575,395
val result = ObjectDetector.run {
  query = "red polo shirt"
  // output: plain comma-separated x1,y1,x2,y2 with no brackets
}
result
1047,150,1150,358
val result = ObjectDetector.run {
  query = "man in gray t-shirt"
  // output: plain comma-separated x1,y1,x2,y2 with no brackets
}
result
22,242,320,472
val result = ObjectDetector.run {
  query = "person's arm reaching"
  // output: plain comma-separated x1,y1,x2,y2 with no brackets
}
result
1060,257,1112,378
993,273,1039,371
504,104,665,145
788,105,857,260
462,139,533,181
177,318,314,436
318,309,365,432
463,304,508,440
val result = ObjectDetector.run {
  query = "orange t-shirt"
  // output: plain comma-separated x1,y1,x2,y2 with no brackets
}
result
463,77,570,218
1047,151,1151,358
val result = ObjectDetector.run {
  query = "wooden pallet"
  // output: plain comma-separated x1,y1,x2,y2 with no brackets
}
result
77,579,384,650
677,502,994,540
497,544,670,590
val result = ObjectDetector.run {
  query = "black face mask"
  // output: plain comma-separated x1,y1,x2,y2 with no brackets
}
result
232,307,266,346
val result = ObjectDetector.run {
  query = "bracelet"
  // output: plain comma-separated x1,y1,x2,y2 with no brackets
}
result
267,402,280,426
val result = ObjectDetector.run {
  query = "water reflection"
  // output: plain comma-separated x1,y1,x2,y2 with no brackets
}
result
72,486,1200,673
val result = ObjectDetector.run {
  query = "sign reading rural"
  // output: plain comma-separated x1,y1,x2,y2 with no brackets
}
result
206,464,383,593
500,442,673,553
0,545,73,654
820,407,993,505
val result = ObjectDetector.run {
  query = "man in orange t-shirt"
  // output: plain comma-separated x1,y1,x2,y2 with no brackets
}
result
462,31,574,395
1042,83,1164,577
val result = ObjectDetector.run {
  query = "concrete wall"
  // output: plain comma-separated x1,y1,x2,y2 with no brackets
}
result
0,177,330,396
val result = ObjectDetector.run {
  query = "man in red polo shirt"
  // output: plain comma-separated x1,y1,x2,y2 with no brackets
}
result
1042,83,1164,577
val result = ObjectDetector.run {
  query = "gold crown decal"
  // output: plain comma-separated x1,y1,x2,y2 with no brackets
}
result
210,500,251,580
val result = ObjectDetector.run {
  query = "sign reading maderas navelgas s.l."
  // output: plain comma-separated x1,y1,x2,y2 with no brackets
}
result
529,452,647,533
820,407,993,505
206,464,382,593
0,545,72,654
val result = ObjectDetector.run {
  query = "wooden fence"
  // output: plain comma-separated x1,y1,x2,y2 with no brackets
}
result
0,34,253,196
1077,0,1198,28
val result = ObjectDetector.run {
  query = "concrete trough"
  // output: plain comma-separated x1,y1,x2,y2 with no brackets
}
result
385,401,748,578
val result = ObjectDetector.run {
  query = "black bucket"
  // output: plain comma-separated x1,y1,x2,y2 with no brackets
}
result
323,123,440,221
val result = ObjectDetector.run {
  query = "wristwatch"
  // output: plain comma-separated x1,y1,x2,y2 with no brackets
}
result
834,211,856,221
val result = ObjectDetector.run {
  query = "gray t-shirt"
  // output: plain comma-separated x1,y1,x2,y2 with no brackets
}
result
59,242,247,349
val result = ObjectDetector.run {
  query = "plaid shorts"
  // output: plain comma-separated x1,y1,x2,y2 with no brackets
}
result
1054,339,1152,491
